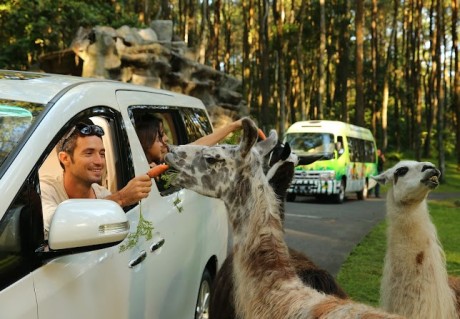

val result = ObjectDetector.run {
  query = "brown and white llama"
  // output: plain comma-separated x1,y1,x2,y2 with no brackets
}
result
373,161,459,319
209,140,347,319
165,117,402,319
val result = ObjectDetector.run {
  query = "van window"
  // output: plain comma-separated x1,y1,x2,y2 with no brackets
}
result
347,137,375,163
285,133,335,155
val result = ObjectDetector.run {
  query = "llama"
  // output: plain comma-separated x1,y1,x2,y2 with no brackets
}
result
165,117,402,319
209,141,347,319
372,161,459,319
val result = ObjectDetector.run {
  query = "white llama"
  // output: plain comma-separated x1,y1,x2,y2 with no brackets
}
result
166,117,402,319
372,161,458,319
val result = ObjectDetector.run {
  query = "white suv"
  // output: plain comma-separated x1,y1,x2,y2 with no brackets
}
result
0,70,228,319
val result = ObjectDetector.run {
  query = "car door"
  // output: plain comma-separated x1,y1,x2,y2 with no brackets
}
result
0,180,40,319
31,106,149,319
117,90,226,318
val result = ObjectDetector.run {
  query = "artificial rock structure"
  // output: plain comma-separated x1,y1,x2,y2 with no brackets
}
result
39,21,245,127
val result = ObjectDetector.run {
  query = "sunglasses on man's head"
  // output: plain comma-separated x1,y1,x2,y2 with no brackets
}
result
61,122,105,151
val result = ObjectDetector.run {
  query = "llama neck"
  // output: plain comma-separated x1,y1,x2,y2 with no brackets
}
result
381,190,457,319
227,173,293,273
385,194,436,246
226,169,302,318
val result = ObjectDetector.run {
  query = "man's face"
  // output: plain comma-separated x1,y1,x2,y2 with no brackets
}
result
63,135,106,185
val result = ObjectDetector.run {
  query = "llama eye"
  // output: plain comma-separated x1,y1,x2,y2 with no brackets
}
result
394,167,409,177
204,156,218,165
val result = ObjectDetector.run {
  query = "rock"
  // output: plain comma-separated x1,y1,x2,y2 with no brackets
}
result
116,25,146,46
150,20,173,42
39,21,244,124
138,28,158,43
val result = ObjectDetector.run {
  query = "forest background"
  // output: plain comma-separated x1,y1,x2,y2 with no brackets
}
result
1,0,459,177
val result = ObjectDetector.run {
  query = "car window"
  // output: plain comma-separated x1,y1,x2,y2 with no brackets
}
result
40,116,119,188
180,107,213,143
38,108,135,224
0,180,43,291
128,106,213,195
0,100,45,170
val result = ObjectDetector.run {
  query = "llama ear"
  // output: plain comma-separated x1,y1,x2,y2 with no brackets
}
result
239,117,259,158
254,129,278,156
371,172,390,185
280,142,291,161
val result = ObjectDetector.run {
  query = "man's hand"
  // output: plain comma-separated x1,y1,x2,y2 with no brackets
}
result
108,175,152,207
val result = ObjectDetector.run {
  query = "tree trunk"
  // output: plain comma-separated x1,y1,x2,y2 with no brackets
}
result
317,0,326,119
241,0,254,115
452,0,460,170
423,0,436,158
370,0,378,136
208,0,221,69
435,0,446,182
333,0,350,123
197,0,208,64
258,0,271,131
355,0,365,126
413,0,423,161
296,0,307,121
273,0,286,135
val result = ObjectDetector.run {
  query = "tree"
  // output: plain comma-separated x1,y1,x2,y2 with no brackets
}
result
354,0,365,127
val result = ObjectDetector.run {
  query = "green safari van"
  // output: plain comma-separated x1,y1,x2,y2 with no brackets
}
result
283,120,378,203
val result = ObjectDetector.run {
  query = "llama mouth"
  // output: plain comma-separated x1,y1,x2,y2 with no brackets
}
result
164,153,181,171
421,172,440,189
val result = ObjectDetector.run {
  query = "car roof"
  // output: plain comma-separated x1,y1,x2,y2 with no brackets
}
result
0,69,195,106
0,70,90,104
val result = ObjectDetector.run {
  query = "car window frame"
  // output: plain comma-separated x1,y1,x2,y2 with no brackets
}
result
128,105,213,196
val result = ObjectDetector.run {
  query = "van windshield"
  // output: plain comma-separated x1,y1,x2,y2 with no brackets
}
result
0,100,44,168
285,133,335,157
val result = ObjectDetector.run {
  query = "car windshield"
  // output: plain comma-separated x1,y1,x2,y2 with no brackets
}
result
0,99,45,168
285,132,335,156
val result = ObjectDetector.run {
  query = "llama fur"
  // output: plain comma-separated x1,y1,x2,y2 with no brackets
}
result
209,141,347,319
166,117,402,319
373,161,458,319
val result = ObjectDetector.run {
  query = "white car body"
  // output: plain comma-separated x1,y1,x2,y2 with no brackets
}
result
0,70,228,319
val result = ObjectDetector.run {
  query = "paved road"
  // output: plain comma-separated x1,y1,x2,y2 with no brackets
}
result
283,191,459,277
283,194,387,277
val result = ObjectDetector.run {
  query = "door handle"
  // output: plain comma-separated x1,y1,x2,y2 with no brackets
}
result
150,238,165,252
128,250,147,268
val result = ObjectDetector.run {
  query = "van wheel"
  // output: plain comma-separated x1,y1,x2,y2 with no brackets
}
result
195,268,212,319
357,181,368,200
286,193,296,202
332,183,345,204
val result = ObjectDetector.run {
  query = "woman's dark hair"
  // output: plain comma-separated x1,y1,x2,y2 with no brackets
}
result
134,114,163,163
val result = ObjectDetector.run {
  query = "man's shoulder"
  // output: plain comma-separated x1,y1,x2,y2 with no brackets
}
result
40,174,63,187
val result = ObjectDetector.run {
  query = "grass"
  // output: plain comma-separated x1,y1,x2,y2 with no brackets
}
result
336,160,460,306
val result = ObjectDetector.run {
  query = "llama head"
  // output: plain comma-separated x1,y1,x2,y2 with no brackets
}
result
372,160,441,205
165,117,277,201
265,142,298,196
264,142,298,223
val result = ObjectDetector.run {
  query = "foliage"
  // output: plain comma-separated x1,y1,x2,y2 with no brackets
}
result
119,207,153,253
1,0,459,162
0,0,140,70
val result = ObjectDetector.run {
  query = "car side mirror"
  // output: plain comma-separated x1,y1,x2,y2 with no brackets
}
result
47,199,129,251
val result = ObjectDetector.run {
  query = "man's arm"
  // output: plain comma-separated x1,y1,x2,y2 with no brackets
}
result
191,119,242,146
40,176,66,234
105,174,152,207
